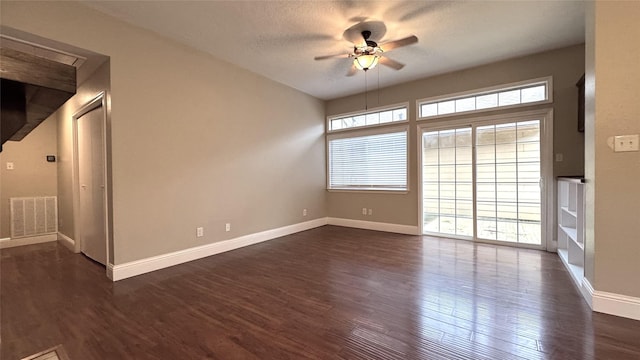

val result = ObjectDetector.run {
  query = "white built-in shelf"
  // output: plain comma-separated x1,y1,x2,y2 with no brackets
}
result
561,206,577,218
557,248,585,286
557,177,585,288
559,225,579,246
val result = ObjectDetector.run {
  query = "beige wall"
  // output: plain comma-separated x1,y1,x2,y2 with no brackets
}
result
2,1,326,264
326,45,585,226
585,1,640,298
0,117,58,238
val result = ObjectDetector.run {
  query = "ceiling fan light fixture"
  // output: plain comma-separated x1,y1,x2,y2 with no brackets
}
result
354,54,379,71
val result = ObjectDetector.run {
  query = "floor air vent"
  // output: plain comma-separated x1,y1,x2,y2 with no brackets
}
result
10,196,58,238
21,344,70,360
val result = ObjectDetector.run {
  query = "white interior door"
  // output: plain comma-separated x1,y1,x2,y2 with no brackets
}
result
77,105,107,265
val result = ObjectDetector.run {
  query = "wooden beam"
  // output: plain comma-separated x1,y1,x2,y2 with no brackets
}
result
0,79,27,148
0,47,76,93
0,48,76,142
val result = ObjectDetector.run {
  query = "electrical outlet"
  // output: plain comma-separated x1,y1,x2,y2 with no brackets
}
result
555,153,563,162
6,162,14,170
196,227,204,237
225,223,231,232
614,134,639,152
303,208,307,217
368,208,373,216
362,207,367,215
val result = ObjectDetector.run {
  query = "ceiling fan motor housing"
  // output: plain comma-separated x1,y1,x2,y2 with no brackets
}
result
354,30,382,56
362,30,378,47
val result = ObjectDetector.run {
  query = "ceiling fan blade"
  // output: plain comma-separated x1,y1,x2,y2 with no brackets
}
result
380,35,418,51
379,57,405,70
346,66,357,77
314,53,350,61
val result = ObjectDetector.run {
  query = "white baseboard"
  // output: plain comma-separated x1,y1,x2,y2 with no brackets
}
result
107,264,114,281
0,234,58,249
57,232,77,252
327,217,419,235
591,288,640,321
111,217,420,281
112,217,328,281
582,278,595,309
557,256,640,321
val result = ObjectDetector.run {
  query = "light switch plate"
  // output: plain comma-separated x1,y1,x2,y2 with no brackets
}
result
6,162,14,170
614,134,639,152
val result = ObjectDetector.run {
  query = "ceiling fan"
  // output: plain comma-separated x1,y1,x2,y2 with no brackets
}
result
314,21,418,76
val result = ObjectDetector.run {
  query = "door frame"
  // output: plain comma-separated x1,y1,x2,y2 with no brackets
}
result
417,108,554,251
72,92,111,268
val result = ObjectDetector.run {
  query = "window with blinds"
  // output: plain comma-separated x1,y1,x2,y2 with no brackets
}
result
328,127,408,191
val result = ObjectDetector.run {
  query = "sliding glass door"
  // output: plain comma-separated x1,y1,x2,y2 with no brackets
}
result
421,115,546,248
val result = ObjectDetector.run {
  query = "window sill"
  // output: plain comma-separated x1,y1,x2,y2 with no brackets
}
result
327,188,409,195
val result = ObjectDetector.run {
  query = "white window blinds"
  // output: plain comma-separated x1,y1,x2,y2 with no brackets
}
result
328,129,407,191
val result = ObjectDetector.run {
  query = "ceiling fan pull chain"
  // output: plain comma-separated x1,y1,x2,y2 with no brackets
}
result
377,65,380,107
365,71,368,111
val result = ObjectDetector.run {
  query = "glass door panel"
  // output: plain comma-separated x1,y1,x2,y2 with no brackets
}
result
475,120,541,245
422,128,473,237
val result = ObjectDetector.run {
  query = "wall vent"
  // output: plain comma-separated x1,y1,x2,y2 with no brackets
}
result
10,196,58,238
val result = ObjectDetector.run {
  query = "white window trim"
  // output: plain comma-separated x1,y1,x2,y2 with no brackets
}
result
326,124,410,193
327,102,410,133
416,76,553,121
327,122,407,140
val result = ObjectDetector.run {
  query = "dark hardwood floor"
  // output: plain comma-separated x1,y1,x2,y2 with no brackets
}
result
2,226,639,359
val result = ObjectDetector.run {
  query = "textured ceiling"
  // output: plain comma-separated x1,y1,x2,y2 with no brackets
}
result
82,0,585,100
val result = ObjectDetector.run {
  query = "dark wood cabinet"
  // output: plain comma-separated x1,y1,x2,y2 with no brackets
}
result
577,74,585,132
